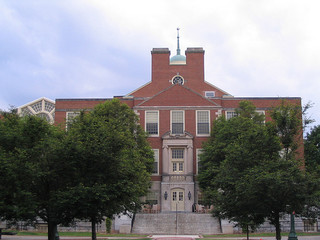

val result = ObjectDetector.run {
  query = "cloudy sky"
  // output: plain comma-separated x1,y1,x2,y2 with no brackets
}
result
1,0,320,131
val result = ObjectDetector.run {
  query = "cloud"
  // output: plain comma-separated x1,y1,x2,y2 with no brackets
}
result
0,0,320,127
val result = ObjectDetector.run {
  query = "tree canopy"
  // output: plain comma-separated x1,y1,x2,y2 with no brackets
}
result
0,99,154,240
305,125,320,174
65,99,154,240
199,100,309,240
303,125,320,221
0,111,78,240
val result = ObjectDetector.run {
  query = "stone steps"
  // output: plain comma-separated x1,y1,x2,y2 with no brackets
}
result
132,213,222,235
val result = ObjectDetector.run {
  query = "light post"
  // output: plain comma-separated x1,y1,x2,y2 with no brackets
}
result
288,212,298,240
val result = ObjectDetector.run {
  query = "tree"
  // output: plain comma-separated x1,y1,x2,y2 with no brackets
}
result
199,101,309,240
0,111,79,240
0,111,37,223
199,101,278,239
303,125,320,222
305,125,320,173
66,99,154,240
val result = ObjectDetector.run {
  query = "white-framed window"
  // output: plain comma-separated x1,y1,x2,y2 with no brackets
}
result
205,91,215,98
152,149,159,175
145,111,159,136
196,110,210,135
66,111,80,130
225,110,265,121
196,149,203,175
171,110,184,134
226,111,238,120
256,110,266,123
171,148,184,173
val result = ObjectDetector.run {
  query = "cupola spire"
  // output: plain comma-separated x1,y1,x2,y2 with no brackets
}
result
176,28,181,55
170,28,186,65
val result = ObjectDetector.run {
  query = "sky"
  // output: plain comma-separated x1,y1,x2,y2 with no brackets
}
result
1,0,320,132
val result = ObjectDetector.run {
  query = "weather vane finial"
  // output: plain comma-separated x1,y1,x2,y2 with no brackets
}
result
176,28,181,55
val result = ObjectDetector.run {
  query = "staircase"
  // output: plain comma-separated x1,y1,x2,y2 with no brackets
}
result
132,213,221,235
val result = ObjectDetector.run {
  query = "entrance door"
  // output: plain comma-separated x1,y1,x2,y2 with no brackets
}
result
171,189,184,211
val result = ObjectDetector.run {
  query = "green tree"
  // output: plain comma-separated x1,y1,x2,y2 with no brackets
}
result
269,101,303,161
305,125,320,173
199,101,277,239
0,111,79,240
0,111,37,223
66,99,154,240
303,125,320,221
199,101,309,240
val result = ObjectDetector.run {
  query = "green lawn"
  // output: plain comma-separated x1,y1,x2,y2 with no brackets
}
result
202,232,320,238
15,231,149,238
4,231,319,238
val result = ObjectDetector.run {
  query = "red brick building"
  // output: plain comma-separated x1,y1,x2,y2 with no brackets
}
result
55,39,302,215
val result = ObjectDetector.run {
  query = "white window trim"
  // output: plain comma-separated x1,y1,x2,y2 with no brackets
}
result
152,149,159,175
66,111,80,130
170,110,185,135
145,110,159,137
196,110,210,136
225,110,238,120
225,109,266,121
205,91,215,98
170,148,185,174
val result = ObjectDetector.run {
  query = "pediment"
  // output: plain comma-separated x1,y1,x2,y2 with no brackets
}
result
136,84,221,107
162,131,194,140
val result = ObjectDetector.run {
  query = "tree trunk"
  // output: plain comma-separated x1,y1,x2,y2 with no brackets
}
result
91,220,97,240
218,217,223,233
246,225,249,240
274,212,281,240
48,221,58,240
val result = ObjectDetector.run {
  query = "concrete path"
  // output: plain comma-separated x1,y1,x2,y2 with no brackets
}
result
151,235,199,240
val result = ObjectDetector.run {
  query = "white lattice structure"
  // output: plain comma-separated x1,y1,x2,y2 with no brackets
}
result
17,97,55,124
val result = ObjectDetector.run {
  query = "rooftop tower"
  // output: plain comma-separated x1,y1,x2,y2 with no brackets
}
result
170,28,186,65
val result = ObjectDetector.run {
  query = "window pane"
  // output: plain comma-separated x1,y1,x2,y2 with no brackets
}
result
173,192,177,201
146,123,158,135
198,123,209,134
172,111,183,122
172,111,183,134
205,91,215,98
172,149,184,159
172,123,183,134
226,111,237,120
179,162,183,171
66,112,80,130
197,111,209,134
173,163,177,172
146,111,158,135
179,192,183,201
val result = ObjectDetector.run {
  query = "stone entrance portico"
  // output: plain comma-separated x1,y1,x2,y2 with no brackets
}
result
160,132,194,212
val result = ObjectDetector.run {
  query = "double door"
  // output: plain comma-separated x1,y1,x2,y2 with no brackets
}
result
171,189,184,211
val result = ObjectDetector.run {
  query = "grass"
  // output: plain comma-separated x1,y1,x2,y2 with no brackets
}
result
15,231,149,237
202,231,320,238
7,231,320,238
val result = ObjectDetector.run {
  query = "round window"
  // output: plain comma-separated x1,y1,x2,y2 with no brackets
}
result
172,75,184,85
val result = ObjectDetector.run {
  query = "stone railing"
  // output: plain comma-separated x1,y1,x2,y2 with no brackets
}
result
162,174,194,183
192,204,213,214
140,204,160,214
169,175,186,182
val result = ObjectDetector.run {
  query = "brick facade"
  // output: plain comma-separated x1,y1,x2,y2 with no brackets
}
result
54,46,303,213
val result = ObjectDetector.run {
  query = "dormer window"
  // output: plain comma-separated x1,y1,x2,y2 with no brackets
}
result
205,91,215,98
